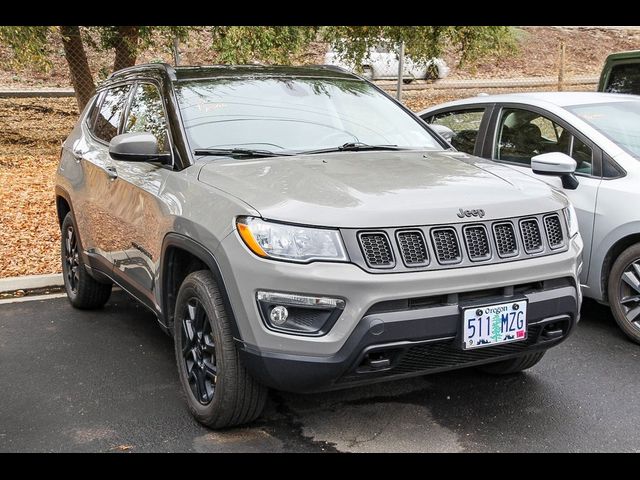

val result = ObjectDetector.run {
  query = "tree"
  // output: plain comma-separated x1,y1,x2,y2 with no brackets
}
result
0,26,515,111
321,26,515,69
59,26,95,111
0,26,187,111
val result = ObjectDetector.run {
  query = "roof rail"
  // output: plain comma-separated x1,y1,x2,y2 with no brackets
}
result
108,63,177,80
319,64,353,75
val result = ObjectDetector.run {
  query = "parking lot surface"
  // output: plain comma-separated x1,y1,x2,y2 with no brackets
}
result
0,291,638,452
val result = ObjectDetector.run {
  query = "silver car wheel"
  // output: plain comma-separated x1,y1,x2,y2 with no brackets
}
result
619,260,640,330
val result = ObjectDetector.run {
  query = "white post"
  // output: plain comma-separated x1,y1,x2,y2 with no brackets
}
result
396,41,405,102
172,37,181,67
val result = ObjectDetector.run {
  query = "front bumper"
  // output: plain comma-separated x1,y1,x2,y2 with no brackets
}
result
215,232,582,392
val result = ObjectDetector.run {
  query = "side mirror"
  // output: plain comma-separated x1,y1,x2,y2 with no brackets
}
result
531,152,579,190
430,124,455,143
109,132,171,164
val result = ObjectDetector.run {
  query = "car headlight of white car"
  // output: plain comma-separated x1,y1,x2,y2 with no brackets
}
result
564,205,579,238
236,216,348,263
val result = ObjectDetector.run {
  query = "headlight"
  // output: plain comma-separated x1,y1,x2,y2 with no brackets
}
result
564,205,579,238
236,217,348,263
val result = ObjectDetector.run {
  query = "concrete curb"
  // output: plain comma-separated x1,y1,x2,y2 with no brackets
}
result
0,273,64,293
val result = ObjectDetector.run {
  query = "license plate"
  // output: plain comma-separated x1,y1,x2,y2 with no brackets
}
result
462,300,527,350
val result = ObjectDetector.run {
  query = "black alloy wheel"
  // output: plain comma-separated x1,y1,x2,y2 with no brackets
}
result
181,297,218,405
60,212,112,309
63,225,80,295
173,270,267,428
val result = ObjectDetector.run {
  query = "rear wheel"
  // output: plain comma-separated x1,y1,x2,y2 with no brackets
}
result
607,243,640,344
477,351,546,375
173,270,267,429
60,213,112,309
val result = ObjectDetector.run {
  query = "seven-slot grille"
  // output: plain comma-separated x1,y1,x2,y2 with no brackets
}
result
354,212,567,270
431,228,461,264
544,215,564,249
358,232,394,268
520,218,544,253
397,231,429,266
493,222,518,258
463,225,491,261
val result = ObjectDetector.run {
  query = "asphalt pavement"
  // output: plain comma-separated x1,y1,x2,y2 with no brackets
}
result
0,291,638,452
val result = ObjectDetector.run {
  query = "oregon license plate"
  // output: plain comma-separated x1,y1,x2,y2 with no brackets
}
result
462,300,527,350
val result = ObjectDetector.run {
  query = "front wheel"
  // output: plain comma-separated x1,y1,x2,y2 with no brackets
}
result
173,270,267,429
477,351,546,375
608,243,640,344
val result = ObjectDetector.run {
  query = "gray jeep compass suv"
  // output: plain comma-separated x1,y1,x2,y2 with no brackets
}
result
56,64,583,428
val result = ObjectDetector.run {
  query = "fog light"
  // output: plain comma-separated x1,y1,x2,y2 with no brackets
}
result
256,291,346,336
270,306,289,325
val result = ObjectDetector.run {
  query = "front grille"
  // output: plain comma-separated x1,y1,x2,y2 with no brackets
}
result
464,225,491,261
397,230,429,267
392,324,543,374
358,232,394,268
493,222,518,258
347,210,568,273
520,219,543,253
431,228,461,264
544,215,564,249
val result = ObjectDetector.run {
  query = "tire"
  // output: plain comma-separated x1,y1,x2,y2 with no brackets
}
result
60,213,112,309
361,66,374,80
607,243,640,344
425,63,439,80
173,270,267,429
402,78,414,85
477,351,546,375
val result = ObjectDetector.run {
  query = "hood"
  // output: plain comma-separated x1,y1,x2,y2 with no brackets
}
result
197,150,568,228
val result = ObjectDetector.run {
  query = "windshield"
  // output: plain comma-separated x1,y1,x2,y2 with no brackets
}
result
175,77,443,154
566,101,640,157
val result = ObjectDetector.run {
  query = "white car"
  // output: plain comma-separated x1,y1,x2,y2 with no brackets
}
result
420,92,640,344
324,44,450,83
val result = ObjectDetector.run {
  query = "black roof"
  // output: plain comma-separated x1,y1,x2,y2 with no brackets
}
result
107,63,360,83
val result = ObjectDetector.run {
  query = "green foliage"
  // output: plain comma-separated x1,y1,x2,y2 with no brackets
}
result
86,26,191,54
0,26,55,70
321,26,516,68
0,25,516,75
207,27,317,64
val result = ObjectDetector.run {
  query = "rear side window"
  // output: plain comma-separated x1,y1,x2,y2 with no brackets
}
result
85,92,104,130
93,85,131,143
426,109,485,155
604,63,640,94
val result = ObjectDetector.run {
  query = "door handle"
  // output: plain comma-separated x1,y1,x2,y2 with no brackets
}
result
105,165,118,180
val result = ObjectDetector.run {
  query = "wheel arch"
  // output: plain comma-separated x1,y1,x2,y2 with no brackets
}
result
160,233,241,340
600,232,640,303
55,186,73,228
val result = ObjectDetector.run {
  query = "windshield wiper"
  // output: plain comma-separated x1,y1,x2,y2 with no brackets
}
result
300,142,404,155
194,148,293,158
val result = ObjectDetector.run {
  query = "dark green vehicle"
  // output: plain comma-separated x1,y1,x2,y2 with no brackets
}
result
598,50,640,94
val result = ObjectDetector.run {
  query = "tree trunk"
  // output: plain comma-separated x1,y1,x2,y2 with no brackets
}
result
60,26,95,112
113,26,139,72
